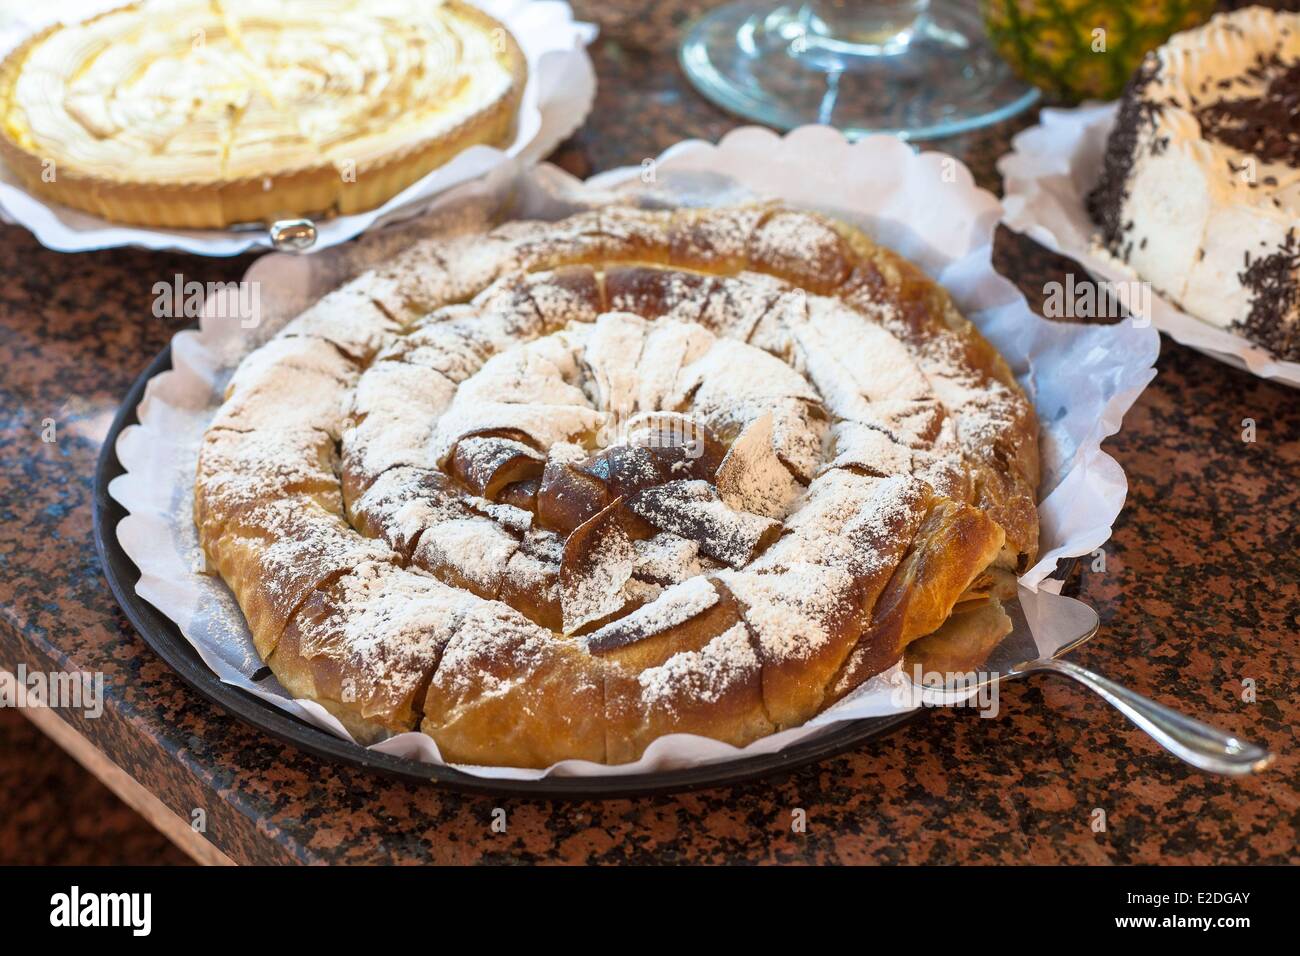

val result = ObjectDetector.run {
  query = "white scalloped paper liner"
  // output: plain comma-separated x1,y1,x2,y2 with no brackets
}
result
0,0,596,255
999,103,1300,388
109,127,1161,778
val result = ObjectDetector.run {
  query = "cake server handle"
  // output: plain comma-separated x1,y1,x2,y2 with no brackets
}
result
1018,656,1275,776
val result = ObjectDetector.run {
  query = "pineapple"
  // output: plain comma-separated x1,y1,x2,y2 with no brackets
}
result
981,0,1217,102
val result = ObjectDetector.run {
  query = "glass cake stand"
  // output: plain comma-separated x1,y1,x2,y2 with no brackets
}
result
680,0,1040,141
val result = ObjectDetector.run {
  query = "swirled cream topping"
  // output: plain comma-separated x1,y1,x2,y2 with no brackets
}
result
2,0,517,182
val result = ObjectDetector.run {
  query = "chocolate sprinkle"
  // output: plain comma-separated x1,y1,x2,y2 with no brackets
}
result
1086,55,1160,248
1195,56,1300,165
1236,228,1300,361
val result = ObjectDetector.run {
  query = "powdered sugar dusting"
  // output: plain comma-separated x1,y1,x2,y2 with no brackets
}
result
627,480,779,569
714,412,801,519
583,576,720,653
719,563,854,661
560,510,637,634
632,533,703,585
414,517,520,596
637,622,759,710
329,562,475,673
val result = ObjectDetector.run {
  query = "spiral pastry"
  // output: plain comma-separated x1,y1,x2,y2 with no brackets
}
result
0,0,525,228
195,204,1040,767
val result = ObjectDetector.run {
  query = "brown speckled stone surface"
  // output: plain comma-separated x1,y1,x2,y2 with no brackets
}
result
0,1,1296,865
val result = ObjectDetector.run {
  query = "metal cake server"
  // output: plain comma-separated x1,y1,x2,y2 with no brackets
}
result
911,593,1275,776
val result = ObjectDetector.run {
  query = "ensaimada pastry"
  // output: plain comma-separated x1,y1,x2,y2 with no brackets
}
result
195,204,1041,767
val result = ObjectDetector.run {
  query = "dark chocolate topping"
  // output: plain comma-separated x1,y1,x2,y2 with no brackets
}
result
1087,55,1161,254
1236,227,1300,361
1195,56,1300,166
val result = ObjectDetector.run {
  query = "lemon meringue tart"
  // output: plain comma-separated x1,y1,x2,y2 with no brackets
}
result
0,0,527,229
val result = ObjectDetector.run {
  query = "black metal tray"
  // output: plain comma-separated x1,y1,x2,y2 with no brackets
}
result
93,340,920,798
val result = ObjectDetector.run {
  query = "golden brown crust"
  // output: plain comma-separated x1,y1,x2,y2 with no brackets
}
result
603,627,774,765
0,2,527,228
273,562,469,742
826,497,1007,703
420,607,609,766
202,499,395,660
195,203,1041,767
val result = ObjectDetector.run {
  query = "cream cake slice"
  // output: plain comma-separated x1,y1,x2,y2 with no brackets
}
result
1088,6,1300,362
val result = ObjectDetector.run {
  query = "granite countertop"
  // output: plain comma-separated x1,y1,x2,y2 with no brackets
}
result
0,1,1295,865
